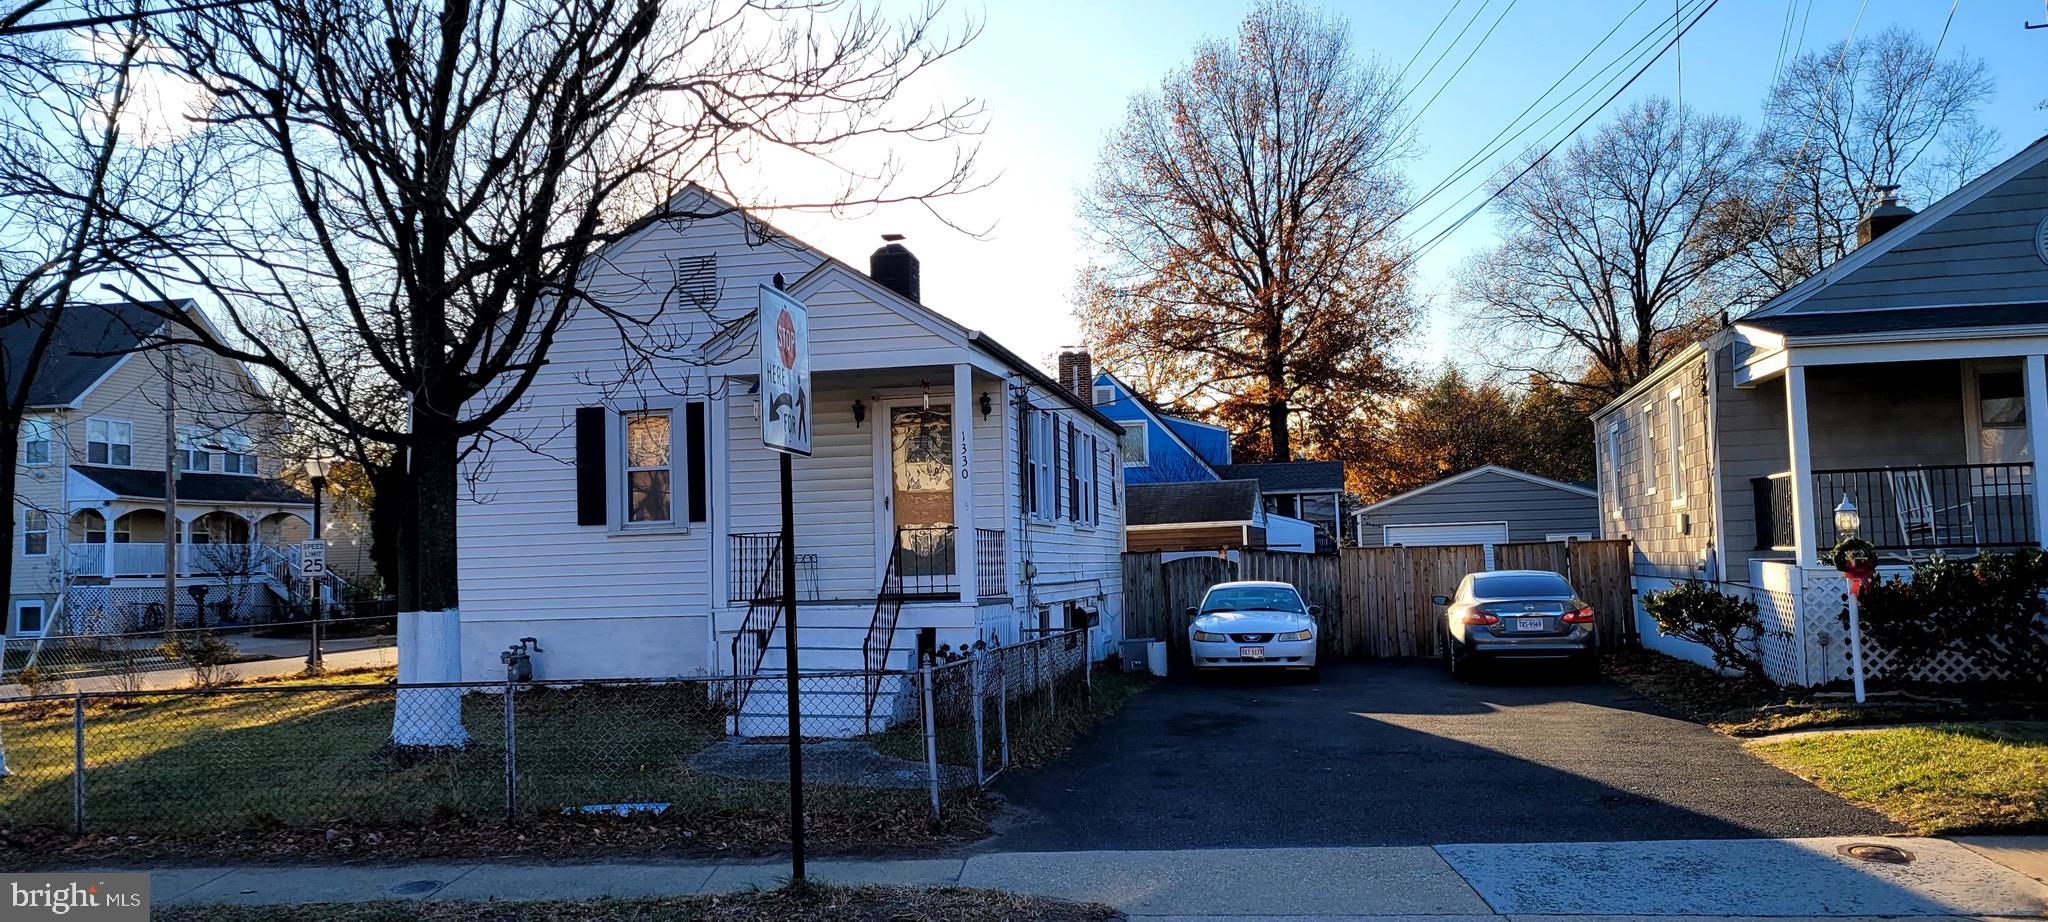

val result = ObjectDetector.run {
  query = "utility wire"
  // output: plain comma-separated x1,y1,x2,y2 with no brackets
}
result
1401,0,1521,137
1396,0,1466,89
1394,0,1724,275
1395,0,1495,113
1399,0,1706,243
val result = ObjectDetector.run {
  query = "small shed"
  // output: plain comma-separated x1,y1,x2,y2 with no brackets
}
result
1126,480,1265,553
1352,465,1599,569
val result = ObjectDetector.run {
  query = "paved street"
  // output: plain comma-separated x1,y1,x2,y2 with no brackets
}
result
993,659,1892,851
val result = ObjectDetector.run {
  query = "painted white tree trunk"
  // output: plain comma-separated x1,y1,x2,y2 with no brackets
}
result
391,608,468,747
0,723,11,777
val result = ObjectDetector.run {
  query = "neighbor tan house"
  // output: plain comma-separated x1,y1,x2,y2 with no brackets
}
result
5,301,317,636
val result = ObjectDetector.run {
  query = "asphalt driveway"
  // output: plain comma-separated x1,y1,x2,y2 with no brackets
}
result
990,659,1894,851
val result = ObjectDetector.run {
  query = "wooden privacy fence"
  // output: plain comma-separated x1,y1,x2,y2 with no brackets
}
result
1121,538,1634,661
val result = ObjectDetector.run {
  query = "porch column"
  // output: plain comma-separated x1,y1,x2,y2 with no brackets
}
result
1785,365,1818,565
103,509,116,578
2026,355,2048,548
952,363,976,601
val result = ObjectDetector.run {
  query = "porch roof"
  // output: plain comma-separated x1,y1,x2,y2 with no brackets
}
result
71,465,313,505
1739,303,2048,339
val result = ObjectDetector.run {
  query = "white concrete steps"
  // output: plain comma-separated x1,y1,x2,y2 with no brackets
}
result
732,669,910,738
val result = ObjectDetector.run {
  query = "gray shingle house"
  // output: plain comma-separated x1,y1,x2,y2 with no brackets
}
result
1351,465,1599,568
1591,135,2048,685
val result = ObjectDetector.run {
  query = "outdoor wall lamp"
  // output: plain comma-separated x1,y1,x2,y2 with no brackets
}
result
1833,494,1860,538
852,399,866,428
979,392,992,418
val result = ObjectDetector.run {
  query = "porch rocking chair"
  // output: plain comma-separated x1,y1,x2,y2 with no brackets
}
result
1885,469,1975,555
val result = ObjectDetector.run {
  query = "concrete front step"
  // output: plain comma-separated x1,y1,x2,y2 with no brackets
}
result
732,672,912,739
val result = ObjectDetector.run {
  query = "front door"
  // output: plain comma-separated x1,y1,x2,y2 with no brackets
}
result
882,404,955,591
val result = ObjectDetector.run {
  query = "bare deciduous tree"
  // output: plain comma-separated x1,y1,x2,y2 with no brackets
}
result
1723,26,1994,296
1459,97,1750,403
114,0,981,744
1076,0,1415,464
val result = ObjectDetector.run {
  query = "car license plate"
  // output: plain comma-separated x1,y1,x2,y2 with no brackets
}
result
1515,617,1546,632
1239,646,1266,660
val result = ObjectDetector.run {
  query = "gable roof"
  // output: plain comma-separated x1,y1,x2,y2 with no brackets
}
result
1359,464,1597,513
1215,461,1345,494
653,185,1117,432
2,301,168,408
1743,135,2048,319
1127,479,1260,526
1091,371,1220,480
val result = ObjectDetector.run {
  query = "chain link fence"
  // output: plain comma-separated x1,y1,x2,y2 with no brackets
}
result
2,612,398,690
0,629,1098,842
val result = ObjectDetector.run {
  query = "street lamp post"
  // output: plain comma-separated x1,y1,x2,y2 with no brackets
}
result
1832,494,1869,704
302,454,335,671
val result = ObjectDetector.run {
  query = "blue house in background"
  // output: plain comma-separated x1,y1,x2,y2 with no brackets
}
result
1088,371,1233,484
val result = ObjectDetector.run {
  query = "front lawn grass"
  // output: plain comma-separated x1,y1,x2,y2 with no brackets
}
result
1749,722,2048,834
0,669,989,863
154,883,1123,922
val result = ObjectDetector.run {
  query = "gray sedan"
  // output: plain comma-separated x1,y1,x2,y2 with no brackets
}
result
1434,570,1597,680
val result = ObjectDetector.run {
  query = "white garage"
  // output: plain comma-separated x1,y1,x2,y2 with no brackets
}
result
1382,521,1510,570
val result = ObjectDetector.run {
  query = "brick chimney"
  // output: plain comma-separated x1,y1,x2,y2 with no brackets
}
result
869,234,920,302
1057,349,1093,403
1856,186,1916,247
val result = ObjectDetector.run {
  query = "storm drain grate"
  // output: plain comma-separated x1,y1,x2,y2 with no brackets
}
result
1838,843,1915,865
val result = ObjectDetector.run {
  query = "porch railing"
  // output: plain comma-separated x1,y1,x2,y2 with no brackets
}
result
727,534,785,713
1759,462,2037,553
64,542,290,579
975,528,1005,599
727,533,819,604
1751,473,1794,551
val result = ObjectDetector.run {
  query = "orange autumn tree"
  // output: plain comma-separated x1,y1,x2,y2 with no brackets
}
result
1075,0,1415,464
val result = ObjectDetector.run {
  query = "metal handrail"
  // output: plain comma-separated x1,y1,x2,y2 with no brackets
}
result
726,534,784,713
862,530,907,725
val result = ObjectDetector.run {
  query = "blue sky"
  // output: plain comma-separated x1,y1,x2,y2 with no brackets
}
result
770,0,2048,374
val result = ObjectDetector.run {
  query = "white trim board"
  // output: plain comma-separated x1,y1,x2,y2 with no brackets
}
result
1359,464,1596,514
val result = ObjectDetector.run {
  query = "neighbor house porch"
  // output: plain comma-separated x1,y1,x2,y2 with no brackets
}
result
1728,320,2048,688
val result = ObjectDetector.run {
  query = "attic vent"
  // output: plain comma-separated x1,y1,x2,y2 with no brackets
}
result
670,254,717,308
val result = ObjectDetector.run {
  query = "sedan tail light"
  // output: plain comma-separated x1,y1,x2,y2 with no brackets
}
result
1461,609,1500,626
1561,606,1595,624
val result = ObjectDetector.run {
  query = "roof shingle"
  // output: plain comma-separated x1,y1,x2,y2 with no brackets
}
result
1127,479,1260,526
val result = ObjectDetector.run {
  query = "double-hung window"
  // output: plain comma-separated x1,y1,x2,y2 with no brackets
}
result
1027,409,1056,522
22,417,51,465
21,510,49,556
1604,422,1623,519
178,427,212,473
87,418,132,466
1666,387,1685,503
1064,421,1080,520
624,411,672,524
218,431,258,474
1640,403,1658,495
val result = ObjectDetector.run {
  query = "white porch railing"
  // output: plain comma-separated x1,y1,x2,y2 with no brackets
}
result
1746,560,2006,687
64,542,291,579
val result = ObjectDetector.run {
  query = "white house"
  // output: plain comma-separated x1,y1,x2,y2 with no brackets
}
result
1593,135,2048,685
455,189,1127,734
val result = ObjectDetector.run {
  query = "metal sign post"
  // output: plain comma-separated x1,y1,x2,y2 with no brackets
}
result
759,281,812,879
299,539,328,669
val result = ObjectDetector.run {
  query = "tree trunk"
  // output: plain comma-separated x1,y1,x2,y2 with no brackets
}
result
389,413,468,748
1264,317,1291,462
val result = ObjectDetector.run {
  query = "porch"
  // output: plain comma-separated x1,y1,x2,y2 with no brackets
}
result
62,506,311,581
1736,347,2048,564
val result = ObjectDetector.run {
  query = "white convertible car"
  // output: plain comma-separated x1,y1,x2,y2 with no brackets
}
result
1186,580,1320,679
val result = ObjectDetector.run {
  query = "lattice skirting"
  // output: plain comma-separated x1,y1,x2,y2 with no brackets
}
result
1791,566,2009,685
60,585,281,635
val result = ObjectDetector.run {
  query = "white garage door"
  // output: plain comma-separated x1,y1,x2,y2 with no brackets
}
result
1384,522,1510,570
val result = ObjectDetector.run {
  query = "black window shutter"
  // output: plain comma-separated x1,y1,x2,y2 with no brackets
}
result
685,402,708,523
1018,405,1031,514
575,406,608,526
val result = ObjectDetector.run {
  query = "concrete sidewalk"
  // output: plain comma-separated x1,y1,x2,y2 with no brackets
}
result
1,642,393,696
127,836,2048,918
